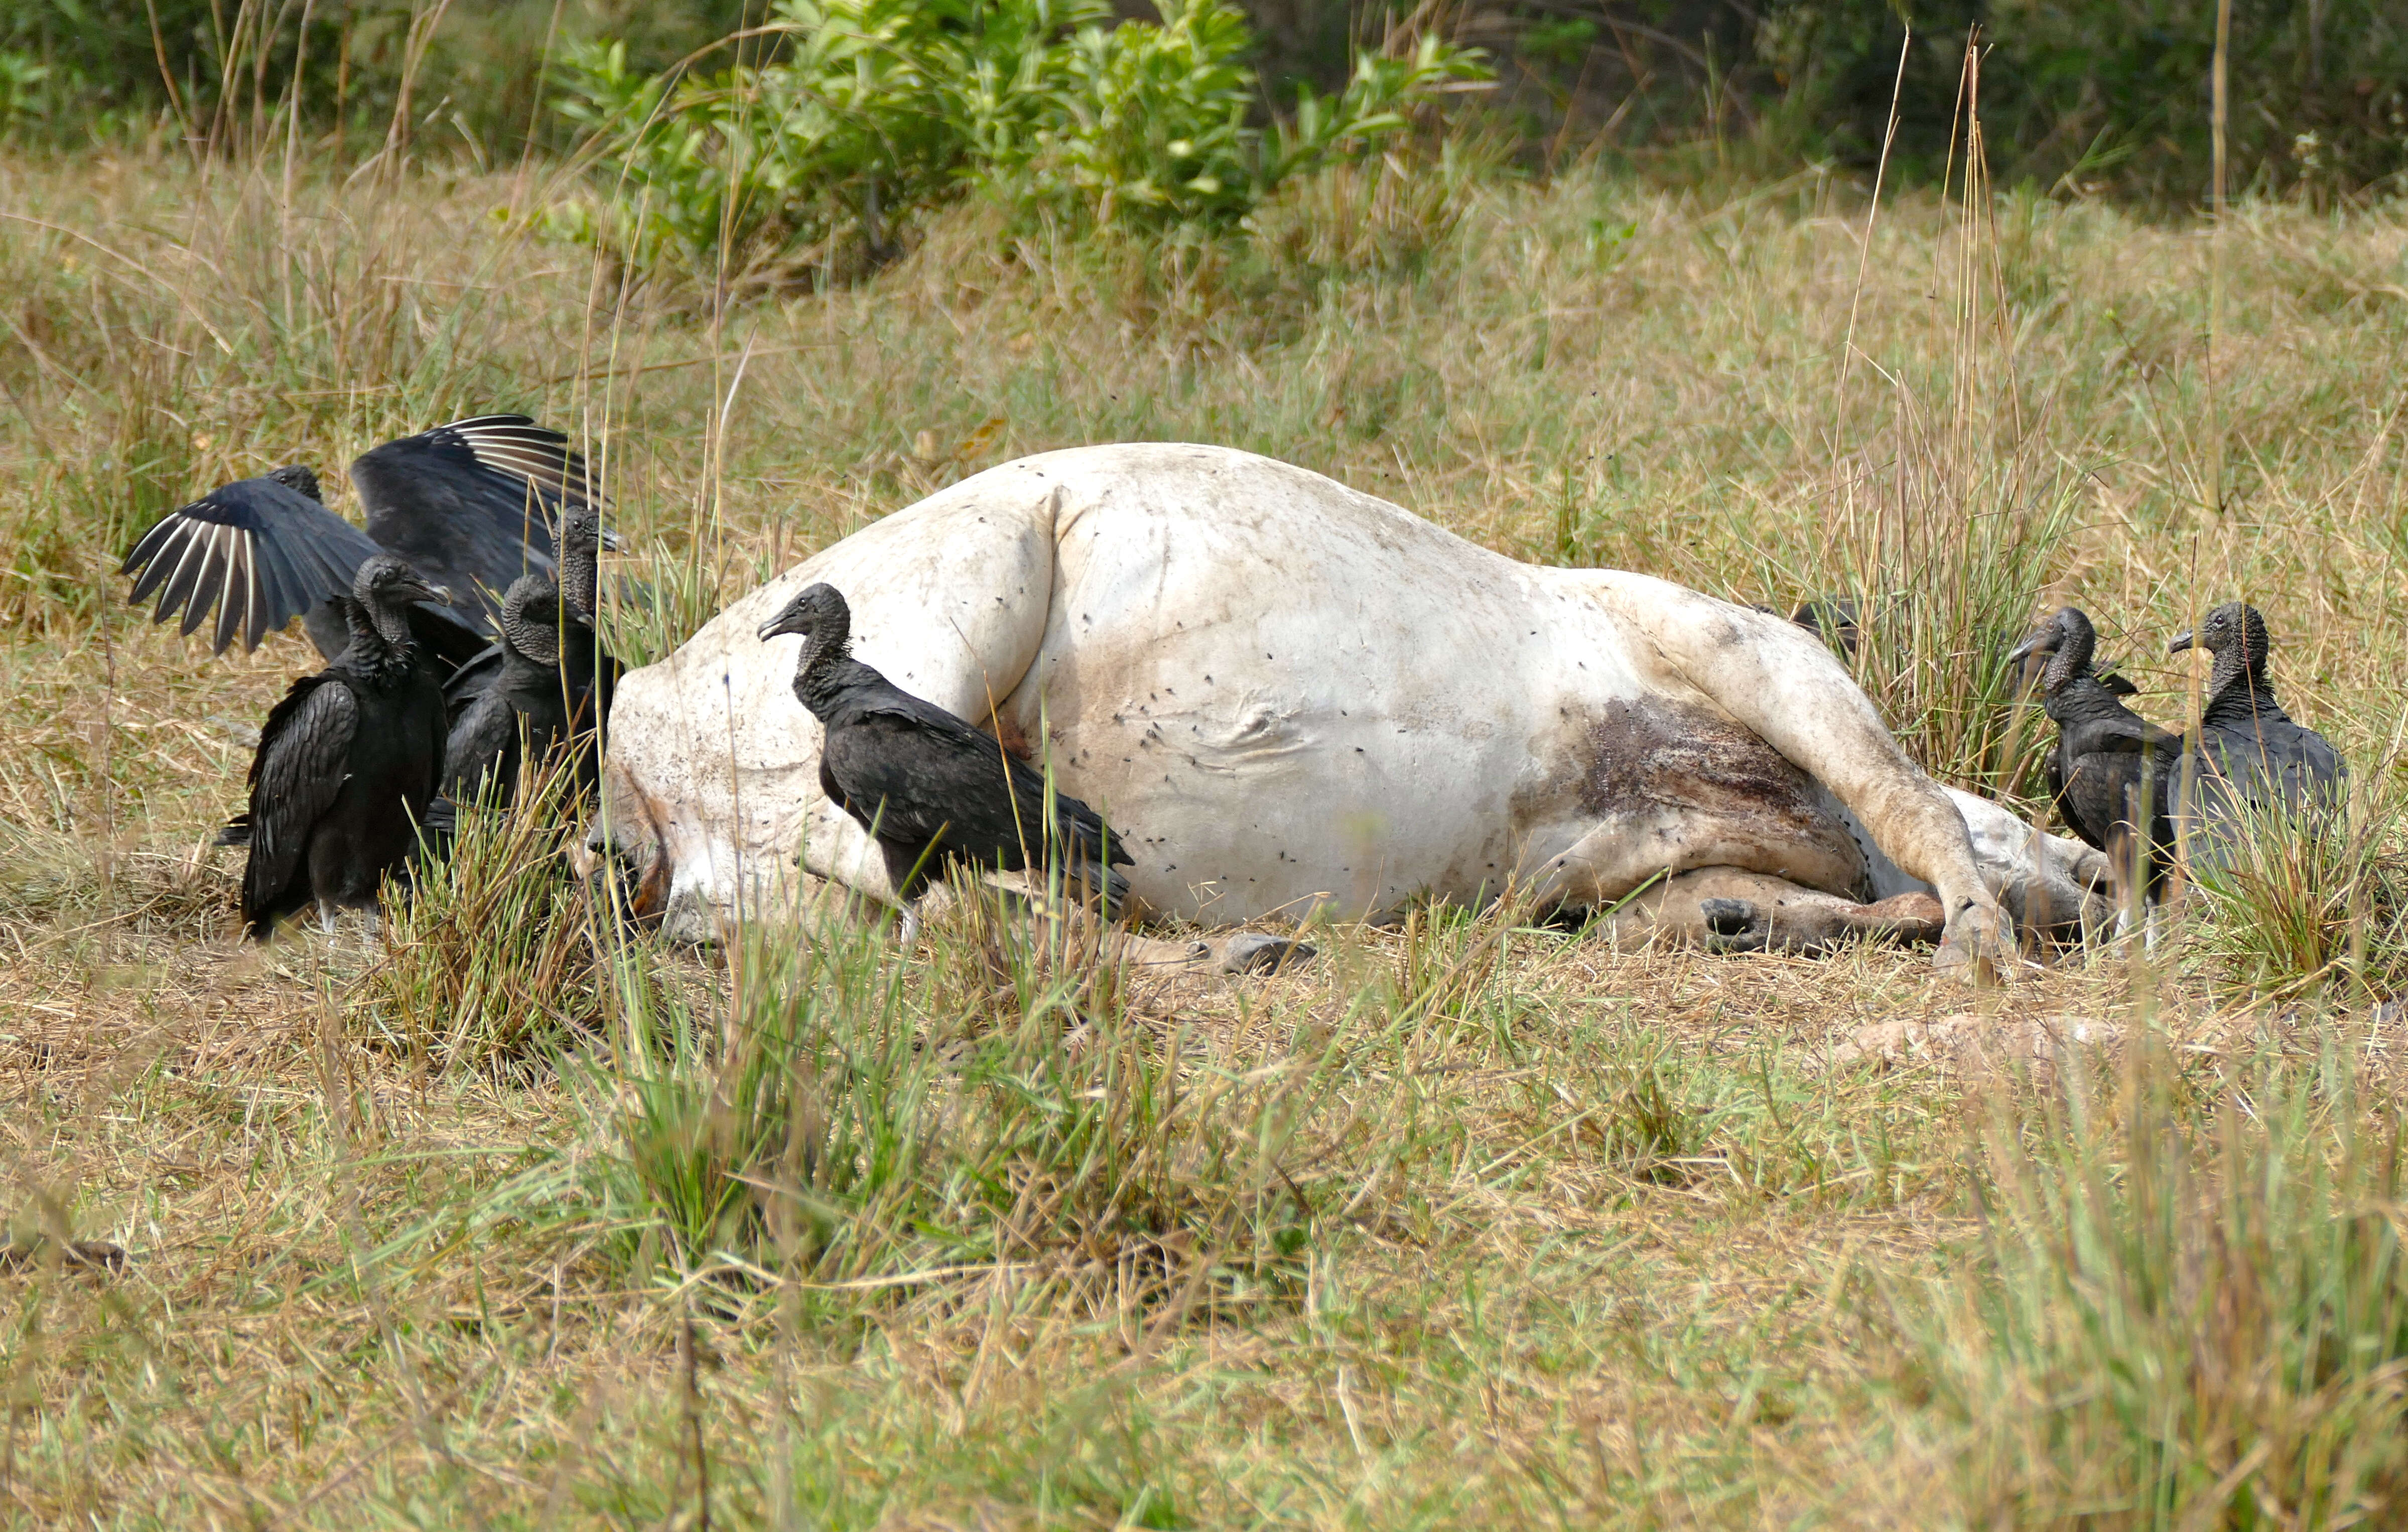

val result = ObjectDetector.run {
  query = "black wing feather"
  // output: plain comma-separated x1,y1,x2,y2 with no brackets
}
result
2058,711,2176,761
121,514,183,589
240,517,318,651
440,643,506,718
173,523,234,638
2189,720,2347,819
122,477,385,654
443,688,523,804
407,605,504,679
291,519,364,596
828,695,1132,873
350,416,596,628
149,519,227,631
241,676,358,928
437,415,605,503
124,511,210,606
214,532,264,653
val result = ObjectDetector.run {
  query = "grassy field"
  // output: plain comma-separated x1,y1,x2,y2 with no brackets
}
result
5,143,2408,1527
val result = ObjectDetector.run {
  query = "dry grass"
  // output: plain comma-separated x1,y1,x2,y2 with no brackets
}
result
4,143,2408,1526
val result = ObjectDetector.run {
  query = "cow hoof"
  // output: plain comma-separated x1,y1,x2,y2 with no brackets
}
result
1861,891,1946,942
1933,900,2014,984
1700,898,1769,952
1223,933,1314,974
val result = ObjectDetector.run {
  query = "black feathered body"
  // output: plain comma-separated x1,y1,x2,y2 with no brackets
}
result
440,620,619,760
2174,683,2347,865
2012,606,2180,906
240,632,446,938
2042,674,2180,898
795,655,1131,902
438,508,619,769
443,642,577,808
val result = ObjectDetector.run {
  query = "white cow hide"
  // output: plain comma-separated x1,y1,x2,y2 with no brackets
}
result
602,444,2091,968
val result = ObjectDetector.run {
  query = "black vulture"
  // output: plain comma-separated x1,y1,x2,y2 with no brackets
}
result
238,555,452,939
120,415,600,678
218,503,616,850
1747,597,1863,659
556,503,626,734
756,582,1133,938
2006,606,2182,905
1788,597,1862,660
2167,602,2346,866
440,503,622,737
442,573,585,809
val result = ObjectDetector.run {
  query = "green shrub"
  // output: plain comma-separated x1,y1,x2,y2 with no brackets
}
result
0,47,47,132
0,0,749,154
1745,0,2408,199
547,0,1489,297
1005,0,1258,227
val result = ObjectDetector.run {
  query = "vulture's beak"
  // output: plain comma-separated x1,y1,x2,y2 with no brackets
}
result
600,527,627,552
758,609,808,642
2167,630,2196,655
408,581,455,608
2004,634,2046,665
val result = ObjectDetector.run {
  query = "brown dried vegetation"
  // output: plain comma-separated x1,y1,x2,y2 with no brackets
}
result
4,143,2408,1525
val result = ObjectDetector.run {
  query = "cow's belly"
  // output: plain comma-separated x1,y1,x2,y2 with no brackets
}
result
1509,690,1874,905
988,519,1866,920
974,482,1550,919
1005,651,1538,920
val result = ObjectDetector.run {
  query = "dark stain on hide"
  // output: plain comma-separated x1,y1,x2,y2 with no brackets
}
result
615,786,677,923
981,707,1036,763
1577,697,1822,833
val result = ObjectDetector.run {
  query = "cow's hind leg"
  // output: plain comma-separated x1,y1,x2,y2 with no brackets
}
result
1615,584,2011,974
1600,867,1945,954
